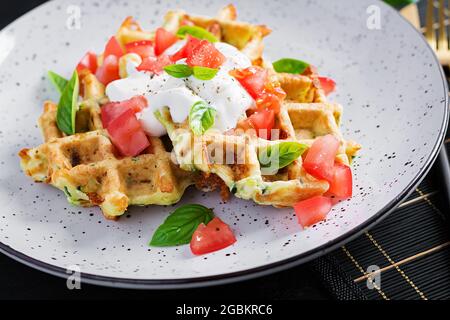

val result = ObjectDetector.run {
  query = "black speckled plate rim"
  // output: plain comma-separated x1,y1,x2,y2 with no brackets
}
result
0,0,448,290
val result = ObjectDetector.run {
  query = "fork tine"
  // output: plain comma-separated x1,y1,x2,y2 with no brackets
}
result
426,0,436,47
438,0,448,50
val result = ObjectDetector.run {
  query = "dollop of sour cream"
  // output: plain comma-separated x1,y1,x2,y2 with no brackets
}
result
105,42,254,137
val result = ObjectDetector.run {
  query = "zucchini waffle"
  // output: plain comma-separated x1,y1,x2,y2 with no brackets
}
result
19,85,193,220
153,5,360,207
18,4,360,218
156,74,360,207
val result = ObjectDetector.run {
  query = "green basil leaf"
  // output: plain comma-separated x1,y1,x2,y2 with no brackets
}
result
48,71,69,94
56,70,79,135
164,64,193,78
192,66,219,80
259,142,308,171
272,58,309,75
149,204,214,247
189,101,216,135
176,25,218,42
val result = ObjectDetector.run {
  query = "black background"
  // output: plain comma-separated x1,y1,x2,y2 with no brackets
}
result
0,0,330,300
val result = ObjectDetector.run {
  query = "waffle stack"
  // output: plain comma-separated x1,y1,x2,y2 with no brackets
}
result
19,5,359,217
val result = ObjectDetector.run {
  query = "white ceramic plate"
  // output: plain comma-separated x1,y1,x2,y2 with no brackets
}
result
0,0,448,289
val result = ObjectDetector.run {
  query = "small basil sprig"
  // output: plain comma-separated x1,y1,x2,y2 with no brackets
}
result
273,58,309,75
192,66,218,80
164,64,219,80
56,70,79,135
258,142,308,171
150,204,214,247
164,64,193,78
177,25,218,42
189,101,216,135
48,71,68,94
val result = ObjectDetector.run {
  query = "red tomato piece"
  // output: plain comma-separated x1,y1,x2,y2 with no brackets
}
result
318,76,336,95
247,108,275,139
328,163,353,199
137,54,172,74
124,95,148,113
230,66,268,99
256,93,281,114
107,108,150,157
231,67,286,113
303,134,340,182
101,103,130,129
266,81,287,101
170,35,201,62
294,196,332,227
324,193,343,206
103,36,124,58
101,95,148,128
95,55,120,85
259,83,286,113
76,51,98,74
190,217,237,255
154,27,178,56
125,40,154,59
186,40,226,69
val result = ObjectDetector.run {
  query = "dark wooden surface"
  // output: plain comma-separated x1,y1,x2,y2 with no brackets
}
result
0,0,330,300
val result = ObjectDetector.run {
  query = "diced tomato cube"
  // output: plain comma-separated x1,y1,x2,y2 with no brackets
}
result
137,54,172,74
103,36,124,58
101,95,148,128
318,76,336,95
303,134,340,182
190,217,236,255
246,108,275,139
95,55,120,85
294,196,332,227
125,40,155,59
125,95,148,113
256,92,282,114
101,103,130,129
154,27,178,56
170,35,201,62
107,108,150,157
328,163,353,199
230,66,268,99
186,40,225,69
76,51,98,74
231,66,286,113
266,81,287,101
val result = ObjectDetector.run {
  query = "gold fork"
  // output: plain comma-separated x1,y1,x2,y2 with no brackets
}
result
420,1,450,210
425,0,450,66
